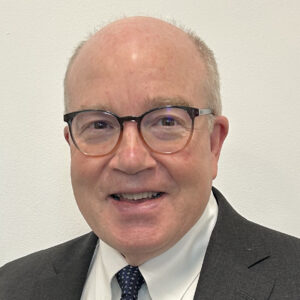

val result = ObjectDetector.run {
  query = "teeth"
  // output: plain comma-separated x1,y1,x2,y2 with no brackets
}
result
115,192,160,201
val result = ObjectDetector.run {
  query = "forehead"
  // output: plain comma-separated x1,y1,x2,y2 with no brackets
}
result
66,18,206,114
74,97,193,114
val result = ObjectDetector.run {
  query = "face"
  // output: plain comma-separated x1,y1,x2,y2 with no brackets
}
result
65,17,228,265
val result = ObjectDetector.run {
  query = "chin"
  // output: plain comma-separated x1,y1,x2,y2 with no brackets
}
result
112,230,169,260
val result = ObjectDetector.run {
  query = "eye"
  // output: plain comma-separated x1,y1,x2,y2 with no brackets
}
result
79,119,115,135
144,114,185,129
159,117,177,126
93,120,111,129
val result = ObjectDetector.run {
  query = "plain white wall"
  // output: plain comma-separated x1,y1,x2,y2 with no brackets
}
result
1,0,299,267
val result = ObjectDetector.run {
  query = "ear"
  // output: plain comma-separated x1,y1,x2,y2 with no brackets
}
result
210,116,229,179
64,126,71,145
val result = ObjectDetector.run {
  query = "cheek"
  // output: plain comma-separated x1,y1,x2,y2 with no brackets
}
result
173,154,212,202
70,153,106,210
70,150,108,185
159,136,214,212
70,154,112,233
71,157,94,191
167,138,213,186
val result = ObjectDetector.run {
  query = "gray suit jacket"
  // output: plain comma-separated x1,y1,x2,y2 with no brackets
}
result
1,188,300,299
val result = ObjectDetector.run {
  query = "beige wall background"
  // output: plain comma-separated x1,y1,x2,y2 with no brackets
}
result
1,0,299,267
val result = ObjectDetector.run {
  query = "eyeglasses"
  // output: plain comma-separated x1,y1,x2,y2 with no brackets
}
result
64,105,213,156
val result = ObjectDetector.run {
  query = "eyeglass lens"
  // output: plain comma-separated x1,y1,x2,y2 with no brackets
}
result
70,107,194,156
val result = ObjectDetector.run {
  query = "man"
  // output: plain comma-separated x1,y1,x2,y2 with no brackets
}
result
1,16,299,300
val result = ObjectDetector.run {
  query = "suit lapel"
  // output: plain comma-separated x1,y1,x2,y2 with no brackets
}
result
31,232,98,300
193,188,275,300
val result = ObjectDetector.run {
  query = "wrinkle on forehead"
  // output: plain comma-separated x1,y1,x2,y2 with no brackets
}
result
72,96,192,115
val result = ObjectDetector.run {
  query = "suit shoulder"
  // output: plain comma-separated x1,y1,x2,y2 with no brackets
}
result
0,232,96,290
228,201,300,261
213,188,300,274
214,187,300,249
245,217,300,251
231,208,300,281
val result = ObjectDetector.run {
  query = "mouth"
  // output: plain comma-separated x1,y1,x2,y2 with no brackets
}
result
110,191,164,202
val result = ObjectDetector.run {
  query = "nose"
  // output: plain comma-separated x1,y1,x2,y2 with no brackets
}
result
108,122,156,174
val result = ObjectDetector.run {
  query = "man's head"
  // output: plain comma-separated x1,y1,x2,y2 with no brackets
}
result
64,16,228,265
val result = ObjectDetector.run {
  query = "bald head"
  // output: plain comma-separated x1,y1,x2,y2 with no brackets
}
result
64,16,221,115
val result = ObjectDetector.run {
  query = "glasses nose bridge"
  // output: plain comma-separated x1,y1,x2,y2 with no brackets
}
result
118,115,142,130
117,115,147,153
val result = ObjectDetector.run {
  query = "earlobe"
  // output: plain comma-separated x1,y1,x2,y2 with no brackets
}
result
64,126,70,145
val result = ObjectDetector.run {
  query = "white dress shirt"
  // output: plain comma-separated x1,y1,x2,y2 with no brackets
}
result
81,192,218,300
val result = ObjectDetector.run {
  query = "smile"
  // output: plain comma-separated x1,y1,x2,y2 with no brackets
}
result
111,192,163,201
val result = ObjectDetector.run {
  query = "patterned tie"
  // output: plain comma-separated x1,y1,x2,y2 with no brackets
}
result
116,265,145,300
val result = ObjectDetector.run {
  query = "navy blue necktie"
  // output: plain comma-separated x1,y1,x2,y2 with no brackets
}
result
116,265,145,300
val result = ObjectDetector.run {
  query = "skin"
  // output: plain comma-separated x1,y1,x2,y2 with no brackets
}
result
64,16,228,266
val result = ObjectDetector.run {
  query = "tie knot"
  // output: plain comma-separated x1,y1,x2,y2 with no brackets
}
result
116,265,145,300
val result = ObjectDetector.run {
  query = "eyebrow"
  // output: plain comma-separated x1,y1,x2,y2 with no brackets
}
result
75,96,192,113
144,96,192,108
77,103,112,111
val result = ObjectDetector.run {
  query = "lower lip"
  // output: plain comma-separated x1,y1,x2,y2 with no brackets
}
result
109,193,165,214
